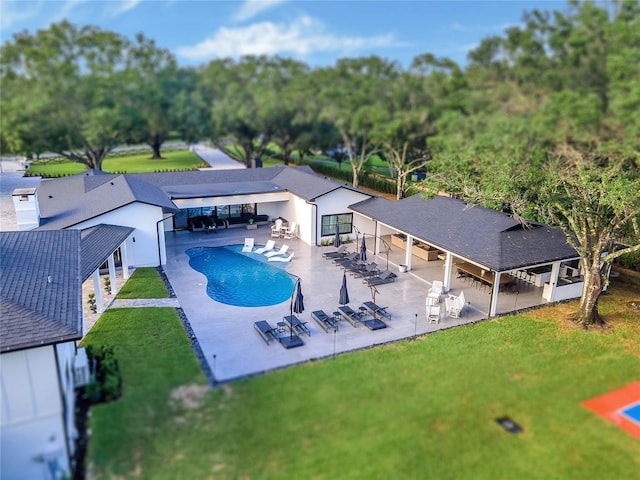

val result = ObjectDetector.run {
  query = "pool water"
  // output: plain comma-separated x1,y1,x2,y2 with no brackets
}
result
620,402,640,424
186,245,294,307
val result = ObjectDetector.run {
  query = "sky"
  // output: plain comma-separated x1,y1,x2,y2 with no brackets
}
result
0,0,569,69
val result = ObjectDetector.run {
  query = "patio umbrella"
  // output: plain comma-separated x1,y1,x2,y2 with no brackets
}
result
339,272,350,306
292,279,305,315
359,235,367,262
334,225,341,248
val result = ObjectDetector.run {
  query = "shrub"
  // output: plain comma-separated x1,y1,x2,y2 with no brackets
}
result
85,344,122,403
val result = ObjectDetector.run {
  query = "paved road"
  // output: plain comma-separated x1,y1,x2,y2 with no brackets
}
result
192,144,244,170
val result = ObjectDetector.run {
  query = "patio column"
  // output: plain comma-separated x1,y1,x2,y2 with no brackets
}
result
120,243,130,280
92,269,105,313
405,235,413,271
489,272,501,317
374,222,381,255
107,253,119,295
543,262,561,302
443,253,453,292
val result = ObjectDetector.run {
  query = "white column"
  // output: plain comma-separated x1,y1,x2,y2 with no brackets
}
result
107,253,119,295
92,269,105,313
489,272,501,317
158,220,167,266
120,243,130,280
374,222,381,254
405,235,413,271
443,252,453,292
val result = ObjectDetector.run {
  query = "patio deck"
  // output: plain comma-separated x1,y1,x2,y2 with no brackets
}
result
163,226,546,382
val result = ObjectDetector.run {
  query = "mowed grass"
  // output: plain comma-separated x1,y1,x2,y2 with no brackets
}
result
26,161,87,176
83,279,640,479
103,150,207,173
115,267,169,299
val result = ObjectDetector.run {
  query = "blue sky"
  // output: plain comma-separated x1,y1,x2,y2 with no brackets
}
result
1,0,567,68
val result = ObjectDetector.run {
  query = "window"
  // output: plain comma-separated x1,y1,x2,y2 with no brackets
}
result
321,213,353,237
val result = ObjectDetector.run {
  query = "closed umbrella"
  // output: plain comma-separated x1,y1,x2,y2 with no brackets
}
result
339,272,350,306
334,224,341,248
292,280,304,315
359,235,367,262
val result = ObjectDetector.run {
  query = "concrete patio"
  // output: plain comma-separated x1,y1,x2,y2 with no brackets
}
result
163,225,546,382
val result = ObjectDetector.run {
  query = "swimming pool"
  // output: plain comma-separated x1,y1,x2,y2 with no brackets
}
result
186,245,295,307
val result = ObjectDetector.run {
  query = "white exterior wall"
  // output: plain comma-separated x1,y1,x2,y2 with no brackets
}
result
73,202,165,267
12,192,40,231
315,189,371,245
278,194,314,244
1,344,75,479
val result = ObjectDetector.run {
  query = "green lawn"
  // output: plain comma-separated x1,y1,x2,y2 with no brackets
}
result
26,161,87,176
82,274,640,479
115,267,169,299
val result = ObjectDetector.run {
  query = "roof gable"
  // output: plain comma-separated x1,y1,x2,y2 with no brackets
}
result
1,230,83,352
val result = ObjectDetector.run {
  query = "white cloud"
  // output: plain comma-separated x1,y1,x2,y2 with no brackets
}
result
176,15,398,61
0,1,42,29
51,0,88,23
232,0,287,22
110,0,142,16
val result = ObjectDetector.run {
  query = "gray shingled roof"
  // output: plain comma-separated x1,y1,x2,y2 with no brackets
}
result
350,195,578,271
36,166,371,227
80,224,134,281
1,230,83,353
37,173,178,230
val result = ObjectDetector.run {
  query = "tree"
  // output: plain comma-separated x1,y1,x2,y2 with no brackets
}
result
1,21,131,170
315,56,399,187
539,159,640,327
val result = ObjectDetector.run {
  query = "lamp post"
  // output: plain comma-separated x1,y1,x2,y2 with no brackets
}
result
414,314,418,340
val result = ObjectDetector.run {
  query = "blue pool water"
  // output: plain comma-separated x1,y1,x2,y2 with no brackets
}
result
186,245,294,307
620,402,640,424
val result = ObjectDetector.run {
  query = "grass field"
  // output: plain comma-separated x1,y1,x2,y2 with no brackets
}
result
82,272,640,479
115,267,169,299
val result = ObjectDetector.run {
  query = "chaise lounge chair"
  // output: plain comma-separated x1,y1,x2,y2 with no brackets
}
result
361,301,391,321
268,252,294,263
322,245,348,259
264,244,289,258
254,239,276,254
311,310,339,333
284,315,311,336
365,270,397,286
242,237,255,252
333,252,358,265
254,320,278,345
338,305,363,327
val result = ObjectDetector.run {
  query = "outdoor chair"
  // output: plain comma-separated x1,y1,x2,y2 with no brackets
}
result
311,310,339,333
445,290,466,318
365,270,397,286
242,237,255,252
322,245,347,259
361,301,391,321
271,218,284,238
338,305,363,327
284,315,311,336
264,244,289,258
283,221,298,239
254,320,278,345
267,252,294,263
254,240,276,254
429,280,444,297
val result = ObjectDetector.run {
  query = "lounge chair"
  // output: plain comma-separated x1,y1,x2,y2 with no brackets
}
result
338,305,363,327
365,270,397,286
284,315,311,336
333,252,358,265
267,252,294,262
311,310,338,333
349,262,379,278
264,244,289,258
322,245,347,259
242,238,255,252
445,290,466,318
361,301,391,321
254,240,276,254
254,320,278,345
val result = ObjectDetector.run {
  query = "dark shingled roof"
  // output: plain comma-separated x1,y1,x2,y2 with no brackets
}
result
1,230,83,353
350,195,578,271
35,166,370,227
80,224,134,281
37,173,178,230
